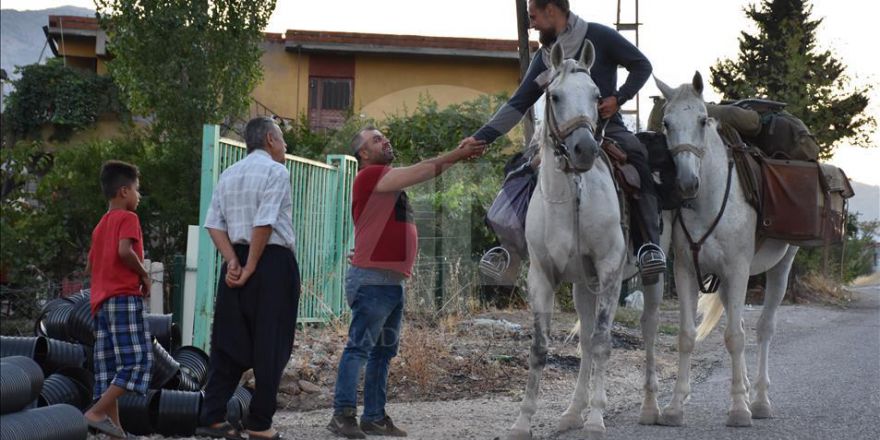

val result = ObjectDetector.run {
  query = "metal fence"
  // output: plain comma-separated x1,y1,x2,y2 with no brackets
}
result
192,125,357,350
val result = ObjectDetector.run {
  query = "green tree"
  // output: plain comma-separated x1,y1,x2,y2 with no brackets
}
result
94,0,277,260
710,0,874,158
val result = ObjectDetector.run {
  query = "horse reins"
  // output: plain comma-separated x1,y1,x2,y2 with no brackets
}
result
673,149,735,294
544,67,598,173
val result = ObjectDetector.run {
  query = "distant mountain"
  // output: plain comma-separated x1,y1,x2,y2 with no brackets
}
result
849,181,880,224
0,6,94,80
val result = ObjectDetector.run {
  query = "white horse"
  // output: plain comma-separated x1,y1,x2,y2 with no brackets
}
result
506,40,627,440
653,72,799,427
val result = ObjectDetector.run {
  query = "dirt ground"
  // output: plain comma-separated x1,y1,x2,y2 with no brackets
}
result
110,299,733,439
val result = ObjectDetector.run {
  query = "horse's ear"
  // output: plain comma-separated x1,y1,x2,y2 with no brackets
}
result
692,71,704,96
579,39,595,72
550,42,564,69
654,75,674,99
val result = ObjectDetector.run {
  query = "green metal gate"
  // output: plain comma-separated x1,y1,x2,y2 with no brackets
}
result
193,125,357,350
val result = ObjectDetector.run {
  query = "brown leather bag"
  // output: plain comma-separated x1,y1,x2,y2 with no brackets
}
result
601,138,641,196
759,159,853,247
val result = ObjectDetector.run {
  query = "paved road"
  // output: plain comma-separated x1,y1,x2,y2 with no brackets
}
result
599,285,880,440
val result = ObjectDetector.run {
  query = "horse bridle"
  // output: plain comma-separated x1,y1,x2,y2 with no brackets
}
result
669,131,735,294
544,68,601,172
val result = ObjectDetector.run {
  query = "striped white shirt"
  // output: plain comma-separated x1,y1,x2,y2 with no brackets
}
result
204,149,296,251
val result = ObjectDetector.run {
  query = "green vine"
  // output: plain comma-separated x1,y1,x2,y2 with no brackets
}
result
3,59,125,141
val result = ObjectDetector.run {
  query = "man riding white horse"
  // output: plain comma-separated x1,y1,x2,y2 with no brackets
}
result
462,0,665,282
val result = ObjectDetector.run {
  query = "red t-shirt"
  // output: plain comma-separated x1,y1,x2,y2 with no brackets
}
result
88,209,145,314
350,165,418,277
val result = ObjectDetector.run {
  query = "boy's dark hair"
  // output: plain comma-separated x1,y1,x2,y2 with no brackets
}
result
100,160,140,199
245,116,278,153
534,0,570,13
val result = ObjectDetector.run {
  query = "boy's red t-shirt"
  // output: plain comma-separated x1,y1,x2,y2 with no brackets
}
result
350,165,418,277
88,209,145,314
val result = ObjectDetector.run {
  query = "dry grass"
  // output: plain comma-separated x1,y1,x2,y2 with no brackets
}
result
394,321,451,389
850,272,880,287
793,273,855,305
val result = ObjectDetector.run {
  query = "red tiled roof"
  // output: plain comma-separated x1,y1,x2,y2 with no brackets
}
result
43,16,537,54
284,29,537,52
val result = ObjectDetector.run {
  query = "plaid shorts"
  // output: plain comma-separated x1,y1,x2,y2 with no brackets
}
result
93,296,153,397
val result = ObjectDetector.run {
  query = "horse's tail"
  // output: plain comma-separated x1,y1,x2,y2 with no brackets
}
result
696,293,724,341
567,320,582,355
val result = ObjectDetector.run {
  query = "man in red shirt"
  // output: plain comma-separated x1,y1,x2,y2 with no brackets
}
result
84,160,153,438
327,127,485,438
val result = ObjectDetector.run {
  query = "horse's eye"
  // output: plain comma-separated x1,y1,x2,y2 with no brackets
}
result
663,120,670,129
550,94,560,103
700,117,708,126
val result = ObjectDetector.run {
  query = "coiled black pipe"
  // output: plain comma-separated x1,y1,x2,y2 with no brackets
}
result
173,345,209,387
38,367,93,411
226,385,254,430
155,389,203,436
1,356,44,401
150,337,180,389
0,336,48,364
1,360,42,415
0,403,88,440
118,390,158,435
66,299,94,346
42,338,86,373
145,313,175,352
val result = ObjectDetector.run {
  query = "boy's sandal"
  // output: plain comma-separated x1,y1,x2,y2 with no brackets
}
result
194,422,245,439
86,416,127,438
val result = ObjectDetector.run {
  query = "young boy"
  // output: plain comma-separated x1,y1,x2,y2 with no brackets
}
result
83,160,153,438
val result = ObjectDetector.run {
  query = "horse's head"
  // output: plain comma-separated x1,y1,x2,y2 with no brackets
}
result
544,40,601,173
655,71,713,199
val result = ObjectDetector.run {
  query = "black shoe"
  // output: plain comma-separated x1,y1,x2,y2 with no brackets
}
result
637,243,667,285
327,409,366,439
360,415,408,437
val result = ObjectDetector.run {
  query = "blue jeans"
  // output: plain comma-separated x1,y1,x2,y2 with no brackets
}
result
333,266,405,422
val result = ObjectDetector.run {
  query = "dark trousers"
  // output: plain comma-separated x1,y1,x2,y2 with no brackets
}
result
605,120,662,248
200,244,300,432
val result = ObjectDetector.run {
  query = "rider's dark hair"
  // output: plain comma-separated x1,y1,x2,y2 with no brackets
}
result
533,0,570,13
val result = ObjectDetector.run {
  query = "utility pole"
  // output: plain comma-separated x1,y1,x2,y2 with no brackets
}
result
515,0,535,144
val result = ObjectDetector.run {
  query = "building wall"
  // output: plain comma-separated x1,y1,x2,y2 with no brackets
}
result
252,43,521,122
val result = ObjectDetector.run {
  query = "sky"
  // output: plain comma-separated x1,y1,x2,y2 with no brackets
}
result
4,0,879,186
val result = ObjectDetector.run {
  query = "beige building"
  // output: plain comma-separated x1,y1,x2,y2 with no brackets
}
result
44,16,534,132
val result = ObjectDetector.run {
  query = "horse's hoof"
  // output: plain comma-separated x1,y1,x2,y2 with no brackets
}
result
638,407,660,425
658,409,684,426
556,413,583,432
582,423,606,440
750,401,773,419
503,429,533,440
726,409,753,427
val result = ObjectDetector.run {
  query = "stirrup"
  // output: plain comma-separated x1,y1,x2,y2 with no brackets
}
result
479,246,511,282
637,243,667,284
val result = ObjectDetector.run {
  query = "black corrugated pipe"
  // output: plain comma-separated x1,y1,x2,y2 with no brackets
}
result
0,403,88,440
145,313,175,352
38,367,93,410
118,390,158,435
36,305,74,342
226,385,254,430
66,299,95,346
1,358,43,414
173,345,210,387
155,389,203,436
150,337,180,389
1,356,44,401
42,338,86,373
1,336,48,364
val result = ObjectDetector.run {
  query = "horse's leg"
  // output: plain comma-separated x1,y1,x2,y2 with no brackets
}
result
751,246,798,419
583,278,622,436
558,283,597,432
720,268,753,427
638,274,664,425
660,263,698,426
507,265,555,440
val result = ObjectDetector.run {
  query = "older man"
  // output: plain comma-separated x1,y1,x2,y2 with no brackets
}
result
197,117,299,440
326,127,485,438
464,0,666,282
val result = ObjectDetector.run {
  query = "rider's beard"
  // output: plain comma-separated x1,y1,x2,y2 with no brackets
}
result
539,29,558,47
